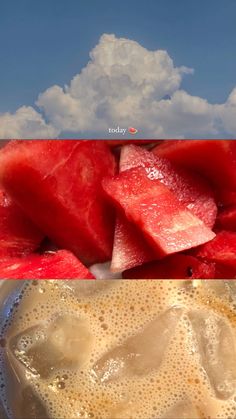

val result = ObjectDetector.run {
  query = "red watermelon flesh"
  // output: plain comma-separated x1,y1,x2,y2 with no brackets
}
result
120,145,217,228
0,140,116,265
214,263,236,279
0,189,44,257
111,145,158,272
217,190,236,207
111,144,217,272
216,206,236,231
196,231,236,269
111,212,157,272
0,250,94,279
152,140,236,192
123,254,215,279
103,166,215,257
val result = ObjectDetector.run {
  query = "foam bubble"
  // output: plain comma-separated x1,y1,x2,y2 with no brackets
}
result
0,280,236,419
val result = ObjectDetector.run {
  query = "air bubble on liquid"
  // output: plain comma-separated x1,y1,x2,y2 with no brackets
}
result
1,280,236,418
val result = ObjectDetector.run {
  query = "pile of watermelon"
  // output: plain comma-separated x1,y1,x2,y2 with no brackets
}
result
0,139,236,279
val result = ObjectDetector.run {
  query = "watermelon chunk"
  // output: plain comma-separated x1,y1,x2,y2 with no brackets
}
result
0,189,44,257
152,140,236,192
123,254,215,279
111,212,157,272
0,250,94,279
196,231,236,269
216,206,236,231
103,166,215,257
111,145,158,272
120,145,217,227
0,140,116,265
111,144,217,272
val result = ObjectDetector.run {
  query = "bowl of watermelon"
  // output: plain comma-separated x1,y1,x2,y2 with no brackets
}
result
0,139,236,279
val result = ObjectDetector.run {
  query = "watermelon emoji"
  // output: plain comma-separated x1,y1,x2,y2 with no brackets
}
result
128,127,138,135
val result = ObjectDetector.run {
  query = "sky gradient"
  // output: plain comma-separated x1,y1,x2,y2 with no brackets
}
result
1,0,236,111
0,0,236,138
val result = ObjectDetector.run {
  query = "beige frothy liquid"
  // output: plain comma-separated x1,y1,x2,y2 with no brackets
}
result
1,280,236,419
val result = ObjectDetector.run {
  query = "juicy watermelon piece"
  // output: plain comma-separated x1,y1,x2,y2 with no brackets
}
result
0,250,95,279
123,254,215,279
120,145,217,227
152,140,236,191
103,166,215,257
196,231,236,269
0,189,44,257
0,140,116,265
216,206,236,231
111,145,158,272
111,144,217,272
111,212,157,272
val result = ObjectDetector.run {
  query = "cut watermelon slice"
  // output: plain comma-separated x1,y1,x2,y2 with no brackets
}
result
0,250,94,279
103,166,215,257
0,189,44,257
123,254,215,279
120,145,217,227
0,140,116,265
152,140,236,192
111,145,158,272
111,144,217,272
196,231,236,269
111,212,157,272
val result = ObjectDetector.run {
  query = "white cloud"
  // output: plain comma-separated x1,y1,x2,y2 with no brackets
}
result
218,88,236,135
0,34,236,138
0,106,58,139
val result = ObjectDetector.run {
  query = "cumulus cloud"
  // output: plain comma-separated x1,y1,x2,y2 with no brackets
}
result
0,33,236,138
0,106,58,139
218,88,236,135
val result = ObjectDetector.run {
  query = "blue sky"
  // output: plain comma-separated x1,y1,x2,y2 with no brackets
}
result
0,0,236,138
1,0,236,112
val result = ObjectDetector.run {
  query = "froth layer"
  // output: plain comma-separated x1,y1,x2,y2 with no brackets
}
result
0,279,236,419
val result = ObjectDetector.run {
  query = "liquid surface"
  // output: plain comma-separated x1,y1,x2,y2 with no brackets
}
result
0,279,236,419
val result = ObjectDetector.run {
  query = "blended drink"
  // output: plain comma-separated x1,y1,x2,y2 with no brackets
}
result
0,280,236,418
